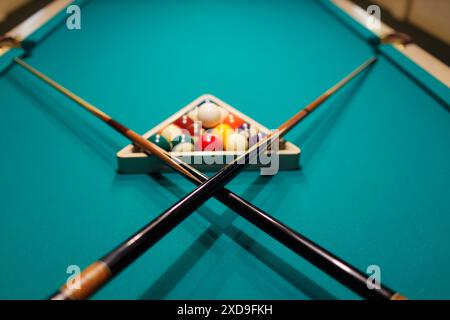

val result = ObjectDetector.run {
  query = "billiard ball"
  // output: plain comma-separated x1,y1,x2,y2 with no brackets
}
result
187,121,204,137
217,106,229,122
174,114,194,131
148,133,171,151
172,142,194,153
197,101,221,128
187,107,199,121
187,121,205,150
171,133,193,148
249,131,268,148
226,132,248,151
237,122,259,138
211,124,233,146
160,124,183,142
223,114,244,129
201,132,223,151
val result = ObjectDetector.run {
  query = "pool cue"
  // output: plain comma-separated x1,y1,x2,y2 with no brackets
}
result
0,36,35,51
15,57,404,300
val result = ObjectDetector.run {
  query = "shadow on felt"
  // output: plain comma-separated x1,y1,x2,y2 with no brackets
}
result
138,174,337,300
7,72,122,166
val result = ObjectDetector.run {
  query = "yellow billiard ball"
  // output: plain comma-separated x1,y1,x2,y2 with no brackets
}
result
211,124,233,147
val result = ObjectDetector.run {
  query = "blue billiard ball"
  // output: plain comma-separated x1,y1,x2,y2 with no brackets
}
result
249,131,267,148
238,123,259,139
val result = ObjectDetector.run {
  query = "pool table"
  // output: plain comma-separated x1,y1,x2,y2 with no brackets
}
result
0,0,449,300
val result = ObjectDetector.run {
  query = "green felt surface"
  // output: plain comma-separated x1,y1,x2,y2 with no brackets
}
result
0,0,449,300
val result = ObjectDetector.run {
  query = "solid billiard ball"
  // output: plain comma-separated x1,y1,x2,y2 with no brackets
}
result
174,114,194,131
217,106,229,122
171,133,193,148
211,124,233,146
200,132,223,151
223,114,244,129
172,142,194,153
197,101,221,128
226,132,248,151
187,107,199,121
160,124,183,142
148,133,171,151
237,122,259,139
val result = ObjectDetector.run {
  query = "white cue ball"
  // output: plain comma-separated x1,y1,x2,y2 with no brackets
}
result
217,106,229,122
226,132,248,151
172,142,194,153
160,124,183,142
187,107,199,121
197,101,221,128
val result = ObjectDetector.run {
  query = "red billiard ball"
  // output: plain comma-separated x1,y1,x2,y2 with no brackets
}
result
223,114,244,129
187,121,204,137
201,132,223,151
174,114,194,131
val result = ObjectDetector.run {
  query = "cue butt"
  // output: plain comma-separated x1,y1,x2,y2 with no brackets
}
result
50,261,112,300
390,293,408,300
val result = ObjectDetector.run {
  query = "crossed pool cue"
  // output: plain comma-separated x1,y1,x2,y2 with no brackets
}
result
14,56,406,300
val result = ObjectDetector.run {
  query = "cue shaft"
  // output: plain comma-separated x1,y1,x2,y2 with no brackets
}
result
278,57,376,136
13,58,198,181
15,57,404,300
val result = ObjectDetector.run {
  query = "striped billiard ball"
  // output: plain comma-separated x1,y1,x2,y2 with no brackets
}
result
160,124,183,142
187,121,204,138
148,133,171,151
249,131,267,147
187,107,199,121
171,133,193,148
226,132,248,151
172,142,194,153
174,114,194,131
238,122,259,139
201,132,223,151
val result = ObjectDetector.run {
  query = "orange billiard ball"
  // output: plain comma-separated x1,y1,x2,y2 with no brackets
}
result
223,114,244,129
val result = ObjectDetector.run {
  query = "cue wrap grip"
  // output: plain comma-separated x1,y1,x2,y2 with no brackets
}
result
390,293,408,300
53,261,112,300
